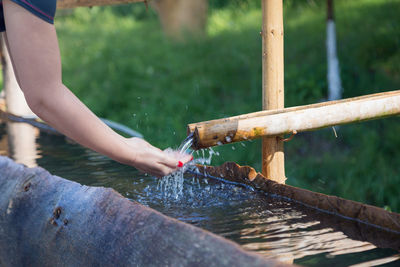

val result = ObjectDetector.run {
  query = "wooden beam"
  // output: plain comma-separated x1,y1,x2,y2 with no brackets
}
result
188,90,400,149
188,90,400,133
57,0,144,9
261,0,285,183
0,156,286,266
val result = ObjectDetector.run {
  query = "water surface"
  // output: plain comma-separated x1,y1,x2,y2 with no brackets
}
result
1,121,399,266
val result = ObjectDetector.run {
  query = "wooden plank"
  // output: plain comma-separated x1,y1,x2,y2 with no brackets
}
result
57,0,145,9
188,90,400,149
261,0,285,183
0,156,287,267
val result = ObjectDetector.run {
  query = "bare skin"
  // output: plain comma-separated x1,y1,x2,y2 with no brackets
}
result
2,0,191,177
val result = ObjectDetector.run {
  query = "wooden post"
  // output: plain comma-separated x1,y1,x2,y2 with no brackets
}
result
151,0,208,40
327,0,334,20
261,0,285,183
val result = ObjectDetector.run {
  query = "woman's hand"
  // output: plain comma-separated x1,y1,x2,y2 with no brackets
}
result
124,137,192,178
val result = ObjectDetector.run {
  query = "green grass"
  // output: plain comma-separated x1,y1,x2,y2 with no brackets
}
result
55,0,400,211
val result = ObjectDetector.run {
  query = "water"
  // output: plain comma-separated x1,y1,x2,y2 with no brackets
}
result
156,133,195,200
157,132,220,201
1,121,399,266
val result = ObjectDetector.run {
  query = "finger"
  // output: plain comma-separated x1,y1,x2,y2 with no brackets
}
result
179,154,193,165
168,152,193,166
160,165,174,177
144,161,175,178
151,164,174,178
158,154,180,169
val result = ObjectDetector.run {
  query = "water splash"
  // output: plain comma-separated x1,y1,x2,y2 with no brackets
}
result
157,133,219,201
157,165,186,200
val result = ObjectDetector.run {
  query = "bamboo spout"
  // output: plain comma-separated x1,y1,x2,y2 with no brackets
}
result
188,90,400,150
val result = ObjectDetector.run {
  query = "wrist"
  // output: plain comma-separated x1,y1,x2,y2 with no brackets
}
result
110,136,137,166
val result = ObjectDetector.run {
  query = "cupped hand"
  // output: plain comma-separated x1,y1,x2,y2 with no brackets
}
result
124,137,192,178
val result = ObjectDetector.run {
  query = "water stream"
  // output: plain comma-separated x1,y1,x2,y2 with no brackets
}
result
1,121,399,266
157,132,222,201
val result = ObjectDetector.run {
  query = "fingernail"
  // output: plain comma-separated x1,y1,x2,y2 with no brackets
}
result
190,156,194,161
178,161,183,167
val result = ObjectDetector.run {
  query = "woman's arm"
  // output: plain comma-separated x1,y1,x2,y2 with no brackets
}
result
2,0,190,177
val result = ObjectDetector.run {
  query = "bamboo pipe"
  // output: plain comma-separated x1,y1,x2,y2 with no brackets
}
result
187,90,400,149
57,0,144,9
188,90,400,132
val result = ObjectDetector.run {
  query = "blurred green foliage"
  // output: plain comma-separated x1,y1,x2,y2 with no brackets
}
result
55,0,400,211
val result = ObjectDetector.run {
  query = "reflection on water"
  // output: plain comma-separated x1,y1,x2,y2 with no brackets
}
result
0,121,399,266
5,122,38,167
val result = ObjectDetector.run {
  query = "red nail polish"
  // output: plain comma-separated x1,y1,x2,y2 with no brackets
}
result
178,161,183,167
190,156,194,161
